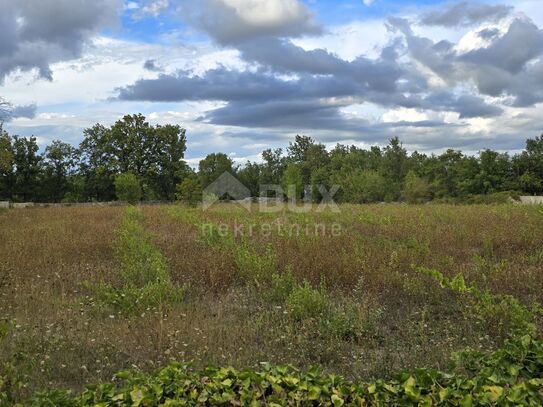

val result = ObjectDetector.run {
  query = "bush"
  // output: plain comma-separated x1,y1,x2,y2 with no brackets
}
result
175,177,202,206
286,281,330,321
29,334,543,406
114,172,141,204
263,268,296,304
234,244,277,285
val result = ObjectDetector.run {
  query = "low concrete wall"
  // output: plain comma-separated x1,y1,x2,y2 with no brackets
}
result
12,202,35,209
519,196,543,205
4,200,173,209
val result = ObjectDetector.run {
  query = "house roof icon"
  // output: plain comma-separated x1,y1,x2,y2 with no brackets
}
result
203,172,251,210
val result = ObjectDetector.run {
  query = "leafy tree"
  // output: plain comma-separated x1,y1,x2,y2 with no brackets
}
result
115,172,141,204
474,150,513,194
381,137,408,183
287,135,314,163
176,176,202,206
198,153,234,188
282,163,303,201
519,172,542,195
12,136,42,202
42,140,78,202
79,115,187,201
514,135,543,195
237,161,261,197
0,126,14,199
333,170,387,203
260,148,285,192
311,166,332,203
79,123,116,201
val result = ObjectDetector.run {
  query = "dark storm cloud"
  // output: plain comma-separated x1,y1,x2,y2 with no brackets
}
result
421,1,512,27
0,0,121,82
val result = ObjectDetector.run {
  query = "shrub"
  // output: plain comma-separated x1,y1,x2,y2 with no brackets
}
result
263,268,296,304
114,172,141,204
234,244,277,285
286,281,330,321
416,266,539,337
175,177,202,206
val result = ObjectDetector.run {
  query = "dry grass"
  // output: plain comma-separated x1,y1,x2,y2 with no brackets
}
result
1,203,542,400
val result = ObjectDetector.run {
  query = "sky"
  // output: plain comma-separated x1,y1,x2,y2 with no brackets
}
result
1,0,542,165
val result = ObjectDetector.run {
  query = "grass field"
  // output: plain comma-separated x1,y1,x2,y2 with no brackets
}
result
1,203,543,403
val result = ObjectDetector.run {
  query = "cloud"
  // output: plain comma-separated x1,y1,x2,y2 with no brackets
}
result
133,0,169,19
11,103,38,119
0,0,122,82
0,102,38,122
421,1,512,27
459,19,543,74
389,16,543,107
143,59,163,71
116,65,503,130
179,0,321,44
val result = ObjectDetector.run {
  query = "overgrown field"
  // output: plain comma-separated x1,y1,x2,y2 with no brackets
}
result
1,203,543,404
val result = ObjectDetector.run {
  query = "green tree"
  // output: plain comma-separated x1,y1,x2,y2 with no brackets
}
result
282,163,303,201
198,153,234,188
514,135,543,195
0,126,14,200
12,136,42,202
115,172,141,204
519,172,542,195
237,161,261,197
79,115,187,201
79,123,116,201
287,135,314,163
176,176,202,206
350,170,388,203
381,137,408,184
260,148,285,195
42,140,78,202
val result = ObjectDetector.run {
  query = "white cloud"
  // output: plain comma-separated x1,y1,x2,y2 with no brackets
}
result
180,0,321,44
293,20,389,60
137,0,169,18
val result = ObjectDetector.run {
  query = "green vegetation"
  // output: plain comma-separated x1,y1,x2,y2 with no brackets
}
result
114,172,142,204
27,334,543,406
89,206,186,313
1,118,543,203
1,203,543,404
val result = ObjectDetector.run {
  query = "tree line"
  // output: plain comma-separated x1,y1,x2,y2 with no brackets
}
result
1,113,542,204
